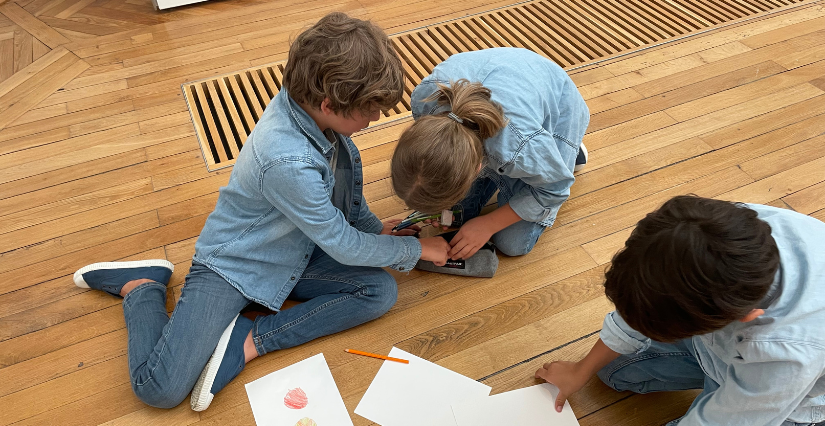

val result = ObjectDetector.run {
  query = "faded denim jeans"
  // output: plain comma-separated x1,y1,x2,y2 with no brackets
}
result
597,339,823,426
123,247,396,408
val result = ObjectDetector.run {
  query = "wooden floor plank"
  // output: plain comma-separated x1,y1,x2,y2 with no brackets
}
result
587,60,787,132
739,133,825,180
0,1,70,47
717,156,825,204
0,48,88,130
396,266,607,362
579,41,753,100
0,177,154,235
2,1,824,425
582,390,701,426
740,15,825,49
587,83,823,172
0,329,127,398
0,44,66,99
664,59,825,121
601,3,825,75
0,34,14,83
0,211,159,278
437,296,612,379
632,30,825,97
9,102,67,126
783,181,825,215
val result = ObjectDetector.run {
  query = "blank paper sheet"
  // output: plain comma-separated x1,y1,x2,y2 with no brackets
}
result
451,383,580,426
354,347,491,426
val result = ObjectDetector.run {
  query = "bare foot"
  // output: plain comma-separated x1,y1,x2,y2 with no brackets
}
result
244,330,258,363
120,279,154,297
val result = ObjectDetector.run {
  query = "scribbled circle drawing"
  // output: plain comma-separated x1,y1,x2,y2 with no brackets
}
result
294,418,317,426
284,387,309,410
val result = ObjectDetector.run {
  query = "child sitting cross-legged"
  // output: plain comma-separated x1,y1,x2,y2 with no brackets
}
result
71,12,450,412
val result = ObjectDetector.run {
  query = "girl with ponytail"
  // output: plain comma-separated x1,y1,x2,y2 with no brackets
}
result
392,47,590,259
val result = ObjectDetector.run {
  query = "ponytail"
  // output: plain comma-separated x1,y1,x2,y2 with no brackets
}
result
391,80,507,213
427,79,506,140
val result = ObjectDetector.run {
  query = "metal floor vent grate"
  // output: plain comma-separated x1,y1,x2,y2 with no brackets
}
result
183,0,809,170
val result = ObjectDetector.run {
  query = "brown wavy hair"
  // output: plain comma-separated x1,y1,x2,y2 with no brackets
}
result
391,79,507,213
604,195,780,342
282,12,404,116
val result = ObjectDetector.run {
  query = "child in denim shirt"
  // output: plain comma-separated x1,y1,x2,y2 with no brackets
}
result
536,196,825,425
72,13,450,412
391,48,590,260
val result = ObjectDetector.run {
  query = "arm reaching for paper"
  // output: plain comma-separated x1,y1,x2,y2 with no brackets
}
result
535,339,620,412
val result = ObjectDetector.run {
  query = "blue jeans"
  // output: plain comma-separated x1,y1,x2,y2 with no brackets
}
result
455,170,546,256
122,246,397,408
597,339,818,426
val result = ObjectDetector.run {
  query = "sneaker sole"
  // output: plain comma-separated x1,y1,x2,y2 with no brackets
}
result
191,314,239,412
574,143,588,173
73,260,174,289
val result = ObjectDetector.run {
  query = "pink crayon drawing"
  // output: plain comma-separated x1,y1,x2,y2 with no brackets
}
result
284,388,309,410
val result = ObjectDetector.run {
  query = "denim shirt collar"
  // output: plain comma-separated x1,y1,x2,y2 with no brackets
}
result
280,87,335,155
759,268,783,310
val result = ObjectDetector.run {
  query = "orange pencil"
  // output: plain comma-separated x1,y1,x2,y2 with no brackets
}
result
345,349,409,364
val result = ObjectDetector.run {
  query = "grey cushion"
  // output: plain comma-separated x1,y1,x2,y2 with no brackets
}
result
415,231,499,278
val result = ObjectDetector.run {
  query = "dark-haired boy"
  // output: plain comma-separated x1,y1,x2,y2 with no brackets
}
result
71,13,450,412
536,195,825,425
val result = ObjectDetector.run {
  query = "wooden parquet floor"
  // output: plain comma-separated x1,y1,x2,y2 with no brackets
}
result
0,0,824,424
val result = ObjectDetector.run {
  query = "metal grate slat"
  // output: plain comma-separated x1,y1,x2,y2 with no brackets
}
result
183,0,810,170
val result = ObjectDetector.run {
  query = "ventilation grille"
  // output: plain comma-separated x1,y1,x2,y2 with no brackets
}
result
184,0,808,170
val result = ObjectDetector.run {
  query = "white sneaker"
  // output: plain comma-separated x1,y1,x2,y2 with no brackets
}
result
574,143,588,173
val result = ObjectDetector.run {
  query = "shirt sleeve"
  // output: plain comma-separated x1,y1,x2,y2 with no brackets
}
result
261,159,420,271
411,80,445,120
677,342,825,426
599,311,652,355
500,128,576,225
355,192,384,235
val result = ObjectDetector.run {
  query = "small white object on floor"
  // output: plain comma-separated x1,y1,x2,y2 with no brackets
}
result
451,383,580,426
245,353,353,426
355,347,492,426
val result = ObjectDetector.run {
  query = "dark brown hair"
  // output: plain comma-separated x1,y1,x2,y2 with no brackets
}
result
282,12,404,116
604,195,780,342
391,79,507,213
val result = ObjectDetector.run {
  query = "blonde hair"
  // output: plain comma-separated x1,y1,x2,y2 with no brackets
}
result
391,79,507,213
282,12,404,116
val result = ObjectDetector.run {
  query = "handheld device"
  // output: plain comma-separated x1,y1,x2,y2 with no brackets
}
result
392,209,457,232
414,230,499,278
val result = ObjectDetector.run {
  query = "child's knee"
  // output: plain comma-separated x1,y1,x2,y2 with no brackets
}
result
364,271,398,316
596,365,622,391
133,382,190,409
491,234,535,257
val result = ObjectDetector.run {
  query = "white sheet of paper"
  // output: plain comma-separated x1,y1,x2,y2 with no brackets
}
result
355,347,492,426
451,383,580,426
245,353,353,426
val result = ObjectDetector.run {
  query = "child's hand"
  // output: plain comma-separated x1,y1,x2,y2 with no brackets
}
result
534,361,589,413
419,237,450,266
448,217,494,260
381,219,421,236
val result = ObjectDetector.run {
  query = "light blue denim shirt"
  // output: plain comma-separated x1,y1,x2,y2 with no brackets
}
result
410,48,590,226
601,205,825,424
193,88,421,311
